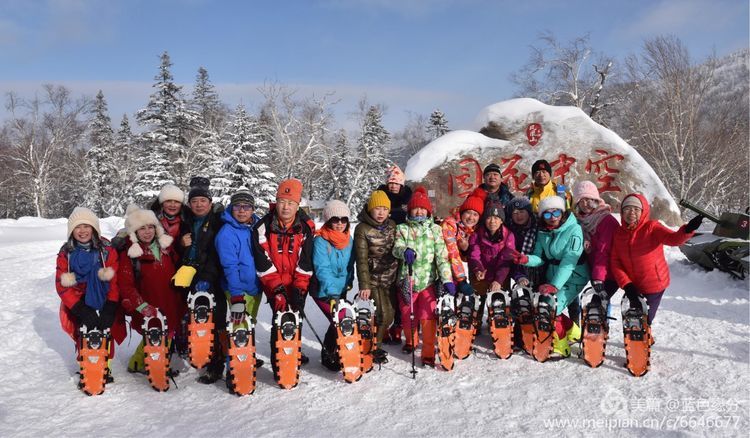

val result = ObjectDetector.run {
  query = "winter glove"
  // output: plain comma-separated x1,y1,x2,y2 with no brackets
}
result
457,280,474,297
443,282,457,296
685,215,704,233
272,293,287,313
404,248,417,267
592,281,605,294
508,248,529,265
623,283,639,300
136,303,158,318
538,284,558,296
230,301,246,325
70,300,100,329
99,300,118,329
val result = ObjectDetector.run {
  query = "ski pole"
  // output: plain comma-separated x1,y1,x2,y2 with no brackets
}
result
408,264,417,379
298,307,329,355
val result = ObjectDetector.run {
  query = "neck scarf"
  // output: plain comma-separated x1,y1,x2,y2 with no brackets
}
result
69,242,110,310
577,204,612,239
318,227,350,250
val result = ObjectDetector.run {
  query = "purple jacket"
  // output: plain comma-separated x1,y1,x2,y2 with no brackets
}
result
586,214,619,282
468,225,516,284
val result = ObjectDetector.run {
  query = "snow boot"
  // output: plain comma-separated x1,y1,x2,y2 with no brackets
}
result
334,300,364,383
621,295,651,377
372,348,389,365
487,290,514,359
388,325,402,345
531,292,557,363
552,332,571,358
77,325,110,396
186,286,216,369
127,340,146,374
566,321,581,343
271,308,302,389
142,312,170,392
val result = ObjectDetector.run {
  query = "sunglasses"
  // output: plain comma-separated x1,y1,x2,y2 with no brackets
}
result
329,217,349,224
232,204,254,211
542,209,563,220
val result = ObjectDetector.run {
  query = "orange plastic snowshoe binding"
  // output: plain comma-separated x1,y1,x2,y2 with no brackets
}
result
622,295,651,377
355,298,376,373
226,321,257,396
77,326,110,396
186,290,215,369
581,288,608,368
531,293,556,363
487,291,514,360
436,295,457,371
453,295,478,360
143,313,170,392
335,301,364,383
272,309,302,389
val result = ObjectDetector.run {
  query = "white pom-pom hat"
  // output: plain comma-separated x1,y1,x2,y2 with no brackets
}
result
124,204,173,257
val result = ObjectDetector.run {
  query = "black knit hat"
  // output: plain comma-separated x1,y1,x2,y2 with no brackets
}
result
483,163,501,175
188,176,212,201
230,189,255,206
531,159,552,175
483,202,505,222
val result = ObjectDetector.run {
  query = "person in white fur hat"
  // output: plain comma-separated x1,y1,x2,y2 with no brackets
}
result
116,205,185,373
55,207,126,370
310,200,355,371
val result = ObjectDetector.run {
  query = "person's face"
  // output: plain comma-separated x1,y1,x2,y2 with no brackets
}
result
577,197,599,215
136,224,156,243
387,182,401,194
189,196,212,217
370,206,389,223
276,198,299,222
410,207,428,218
232,203,255,224
534,169,551,186
72,224,93,243
512,208,530,226
542,209,563,228
484,171,501,190
460,210,480,228
485,216,502,233
328,216,348,232
622,205,642,225
162,199,182,216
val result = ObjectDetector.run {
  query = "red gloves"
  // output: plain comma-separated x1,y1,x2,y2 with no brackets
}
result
538,284,558,295
509,248,529,265
273,293,287,313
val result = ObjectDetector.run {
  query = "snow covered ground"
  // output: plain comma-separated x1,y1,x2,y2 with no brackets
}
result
0,217,747,437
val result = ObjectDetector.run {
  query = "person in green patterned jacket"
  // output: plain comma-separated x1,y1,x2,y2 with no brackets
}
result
354,190,399,364
392,186,454,367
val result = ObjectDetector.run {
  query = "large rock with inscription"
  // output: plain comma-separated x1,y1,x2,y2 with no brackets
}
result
405,98,681,225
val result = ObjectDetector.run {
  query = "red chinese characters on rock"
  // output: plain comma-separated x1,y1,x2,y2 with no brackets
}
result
500,154,530,192
526,123,543,146
448,157,483,197
550,154,577,185
585,149,625,193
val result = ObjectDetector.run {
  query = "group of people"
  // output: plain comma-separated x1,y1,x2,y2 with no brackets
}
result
55,159,702,389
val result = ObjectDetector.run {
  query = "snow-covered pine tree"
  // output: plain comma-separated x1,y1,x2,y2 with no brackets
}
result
349,105,390,210
427,109,449,139
112,114,136,212
84,90,118,216
191,66,227,132
218,104,277,210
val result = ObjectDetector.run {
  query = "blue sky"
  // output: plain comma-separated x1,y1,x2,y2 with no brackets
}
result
1,0,747,131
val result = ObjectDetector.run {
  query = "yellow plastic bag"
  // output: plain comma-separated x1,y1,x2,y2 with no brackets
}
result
172,265,197,287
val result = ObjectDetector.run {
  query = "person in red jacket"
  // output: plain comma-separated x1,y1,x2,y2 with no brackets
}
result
55,207,125,375
252,178,315,363
117,205,185,373
610,193,702,326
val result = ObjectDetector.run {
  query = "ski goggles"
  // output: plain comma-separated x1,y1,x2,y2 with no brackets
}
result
329,216,349,224
542,209,563,220
232,203,254,211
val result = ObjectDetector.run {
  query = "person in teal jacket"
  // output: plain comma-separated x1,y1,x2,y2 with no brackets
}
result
513,195,589,358
310,200,355,371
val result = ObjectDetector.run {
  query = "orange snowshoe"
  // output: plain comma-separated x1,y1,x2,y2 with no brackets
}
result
334,300,364,383
487,290,514,359
453,294,478,360
186,287,215,369
512,284,535,355
226,319,256,396
355,297,377,373
531,292,556,363
436,294,457,371
77,325,110,396
622,295,651,377
272,308,302,389
142,312,170,392
580,287,609,368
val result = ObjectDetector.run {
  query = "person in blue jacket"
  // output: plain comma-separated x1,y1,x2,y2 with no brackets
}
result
215,189,263,363
311,200,355,371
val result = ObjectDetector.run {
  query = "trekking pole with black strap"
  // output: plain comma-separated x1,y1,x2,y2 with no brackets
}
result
293,289,330,356
408,264,417,379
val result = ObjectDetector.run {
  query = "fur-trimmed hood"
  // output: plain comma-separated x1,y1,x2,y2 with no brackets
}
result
124,204,173,258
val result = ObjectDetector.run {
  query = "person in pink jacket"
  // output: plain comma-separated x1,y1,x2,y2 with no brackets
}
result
572,181,620,311
468,203,516,328
610,193,702,328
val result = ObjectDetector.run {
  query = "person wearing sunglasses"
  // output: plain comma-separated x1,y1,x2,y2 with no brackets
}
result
513,195,590,358
310,200,355,371
610,193,702,345
572,181,620,320
354,190,399,364
215,189,264,369
392,186,453,367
